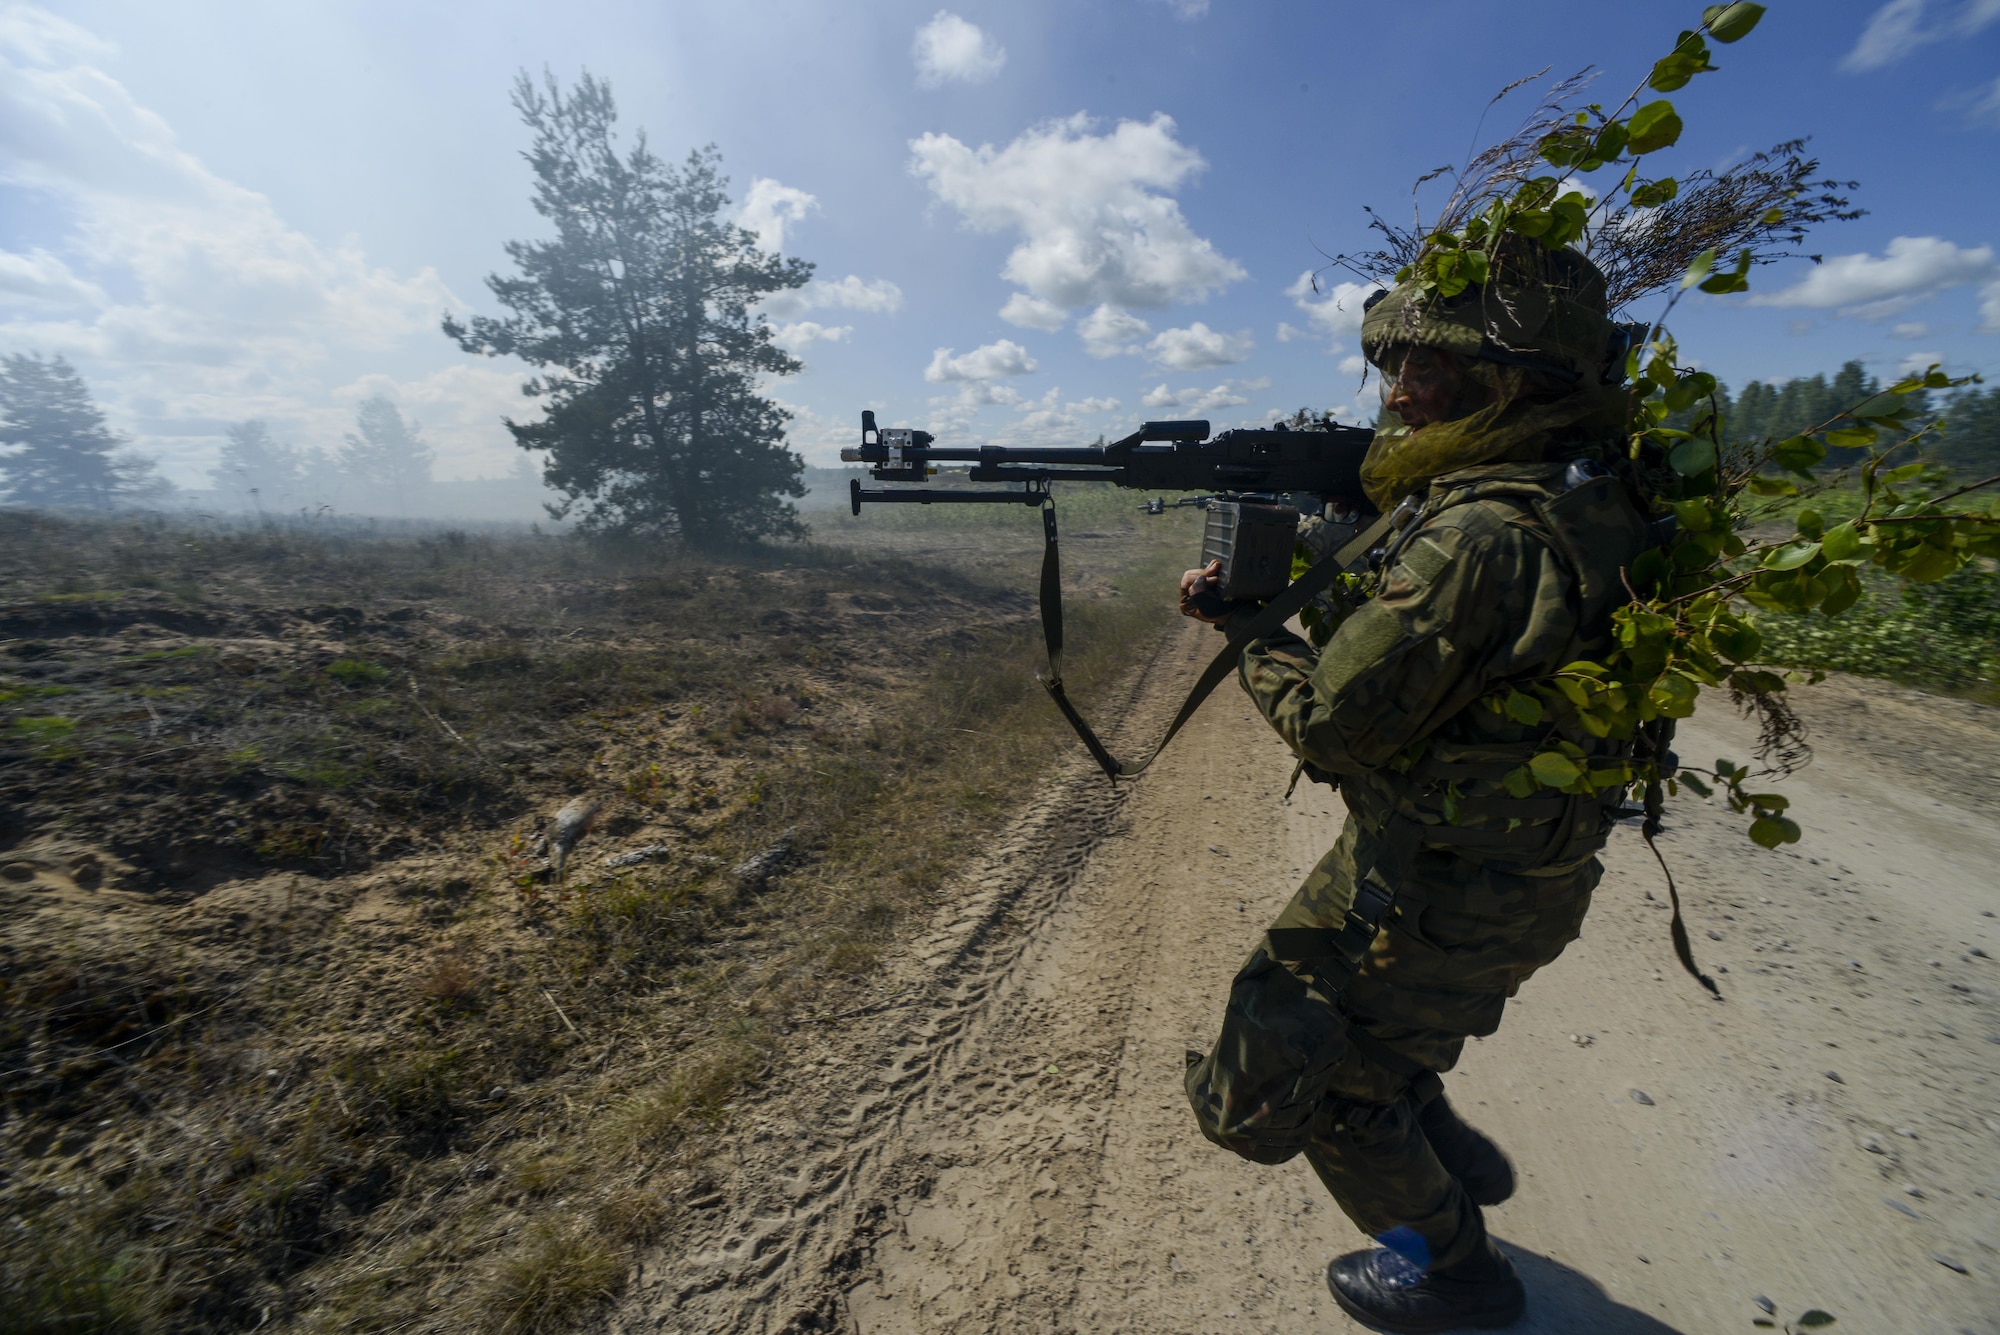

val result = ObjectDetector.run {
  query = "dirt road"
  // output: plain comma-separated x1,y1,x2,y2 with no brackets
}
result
617,620,2000,1334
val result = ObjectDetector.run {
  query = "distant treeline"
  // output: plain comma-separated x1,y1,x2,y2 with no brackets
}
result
1685,359,1999,475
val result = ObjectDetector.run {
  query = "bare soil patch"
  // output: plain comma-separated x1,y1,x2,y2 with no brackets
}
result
607,637,2000,1334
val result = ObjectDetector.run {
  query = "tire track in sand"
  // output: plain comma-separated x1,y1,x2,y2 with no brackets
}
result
620,626,2000,1334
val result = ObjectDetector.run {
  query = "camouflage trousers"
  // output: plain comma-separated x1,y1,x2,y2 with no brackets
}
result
1271,812,1597,1270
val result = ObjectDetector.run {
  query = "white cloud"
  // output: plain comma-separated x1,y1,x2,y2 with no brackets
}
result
1897,350,1947,377
1147,321,1252,370
0,7,468,483
735,177,818,253
908,112,1245,311
912,11,1006,89
1286,272,1385,345
1982,279,2000,332
1938,72,2000,128
924,338,1038,382
0,247,106,307
1140,376,1270,415
999,292,1067,331
1275,321,1306,343
920,383,1122,447
1079,303,1151,357
1890,320,1930,338
1841,0,2000,71
943,381,1025,409
1748,236,1997,319
1151,0,1212,16
763,274,904,320
988,387,1128,447
1338,353,1369,378
769,320,852,350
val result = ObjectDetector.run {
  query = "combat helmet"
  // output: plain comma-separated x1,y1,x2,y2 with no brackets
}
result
1360,238,1624,388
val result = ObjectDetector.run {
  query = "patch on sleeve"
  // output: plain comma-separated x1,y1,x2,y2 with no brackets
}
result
1397,536,1454,587
1317,599,1405,695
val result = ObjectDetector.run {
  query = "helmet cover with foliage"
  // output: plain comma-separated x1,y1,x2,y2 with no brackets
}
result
1355,240,1630,507
1362,238,1619,385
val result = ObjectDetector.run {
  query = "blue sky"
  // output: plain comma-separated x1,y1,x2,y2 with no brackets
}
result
2,0,1997,486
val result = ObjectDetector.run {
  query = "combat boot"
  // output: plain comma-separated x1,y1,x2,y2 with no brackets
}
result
1327,1237,1525,1333
1418,1095,1515,1207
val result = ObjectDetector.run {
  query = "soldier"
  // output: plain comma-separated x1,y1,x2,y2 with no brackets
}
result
1179,241,1654,1331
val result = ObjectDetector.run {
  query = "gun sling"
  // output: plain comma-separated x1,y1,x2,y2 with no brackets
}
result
1035,503,1396,782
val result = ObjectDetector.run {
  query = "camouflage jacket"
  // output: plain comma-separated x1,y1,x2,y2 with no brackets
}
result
1239,458,1655,871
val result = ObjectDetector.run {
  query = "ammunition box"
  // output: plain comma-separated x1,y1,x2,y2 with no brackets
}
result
1202,501,1299,602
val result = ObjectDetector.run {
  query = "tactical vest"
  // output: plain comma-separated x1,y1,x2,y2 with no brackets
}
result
1340,459,1658,874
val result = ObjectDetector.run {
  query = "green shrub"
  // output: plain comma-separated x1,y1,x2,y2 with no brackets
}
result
1755,560,2000,699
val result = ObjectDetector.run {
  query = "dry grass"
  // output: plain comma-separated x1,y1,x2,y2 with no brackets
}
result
0,505,1196,1334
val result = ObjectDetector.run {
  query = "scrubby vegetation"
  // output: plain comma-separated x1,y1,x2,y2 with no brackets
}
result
0,507,1194,1334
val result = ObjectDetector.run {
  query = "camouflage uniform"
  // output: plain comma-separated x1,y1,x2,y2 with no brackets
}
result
1235,451,1653,1271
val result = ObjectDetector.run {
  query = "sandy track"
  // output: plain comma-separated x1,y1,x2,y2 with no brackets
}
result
618,622,2000,1334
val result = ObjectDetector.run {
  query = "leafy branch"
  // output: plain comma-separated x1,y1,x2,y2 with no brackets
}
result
1352,3,2000,850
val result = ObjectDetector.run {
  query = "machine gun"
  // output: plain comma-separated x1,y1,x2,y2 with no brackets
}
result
844,411,1378,601
841,411,1396,780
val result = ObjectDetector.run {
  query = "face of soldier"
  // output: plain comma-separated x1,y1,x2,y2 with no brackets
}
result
1375,346,1497,429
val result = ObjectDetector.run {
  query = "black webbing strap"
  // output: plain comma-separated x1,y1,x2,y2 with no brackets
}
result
1037,502,1398,782
1639,718,1720,997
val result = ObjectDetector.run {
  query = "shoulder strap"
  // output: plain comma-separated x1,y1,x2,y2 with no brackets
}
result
1038,503,1397,782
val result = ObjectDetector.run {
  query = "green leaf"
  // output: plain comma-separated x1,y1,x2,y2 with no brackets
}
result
1681,247,1717,290
1530,751,1584,789
1502,765,1539,798
1680,772,1712,797
1733,669,1785,694
1664,369,1717,412
1669,436,1717,476
1711,619,1762,661
1762,540,1822,571
1795,507,1825,540
1648,672,1700,718
1819,565,1863,615
1746,474,1800,497
1504,690,1544,725
1629,176,1679,208
1771,434,1827,475
1746,792,1789,811
1825,424,1877,449
1627,100,1684,154
1592,122,1629,162
1703,2,1766,42
1648,44,1712,93
1698,248,1753,294
1820,520,1862,562
1748,814,1801,848
1793,1312,1836,1330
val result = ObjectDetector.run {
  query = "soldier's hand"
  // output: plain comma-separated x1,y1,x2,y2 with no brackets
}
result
1179,559,1236,625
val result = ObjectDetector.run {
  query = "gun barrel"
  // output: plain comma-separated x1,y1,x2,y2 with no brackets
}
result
845,412,1376,507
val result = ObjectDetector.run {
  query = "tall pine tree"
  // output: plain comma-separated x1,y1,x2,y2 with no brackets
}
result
213,420,306,508
445,72,811,542
0,353,127,508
